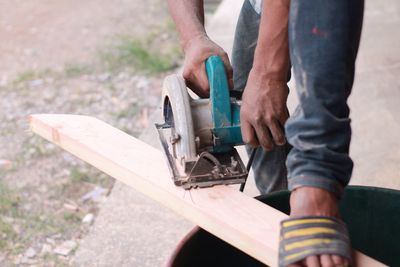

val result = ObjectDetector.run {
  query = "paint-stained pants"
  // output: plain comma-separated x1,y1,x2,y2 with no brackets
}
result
232,0,364,197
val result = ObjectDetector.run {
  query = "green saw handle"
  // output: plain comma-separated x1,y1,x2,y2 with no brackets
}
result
205,56,243,150
205,56,232,130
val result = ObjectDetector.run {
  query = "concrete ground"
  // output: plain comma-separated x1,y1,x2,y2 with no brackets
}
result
74,0,400,266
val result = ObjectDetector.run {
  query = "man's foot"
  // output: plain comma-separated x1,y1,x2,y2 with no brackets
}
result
287,187,349,267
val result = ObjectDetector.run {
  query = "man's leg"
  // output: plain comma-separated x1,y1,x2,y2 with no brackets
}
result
285,0,364,265
232,0,290,194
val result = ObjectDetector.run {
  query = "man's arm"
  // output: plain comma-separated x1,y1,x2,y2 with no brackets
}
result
167,0,233,97
240,0,290,150
167,0,205,49
253,0,290,81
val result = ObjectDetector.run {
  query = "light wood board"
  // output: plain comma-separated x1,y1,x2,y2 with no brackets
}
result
29,114,385,267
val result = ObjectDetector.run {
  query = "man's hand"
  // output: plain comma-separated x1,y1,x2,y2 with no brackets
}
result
240,69,289,151
239,0,290,151
183,35,233,98
167,0,232,97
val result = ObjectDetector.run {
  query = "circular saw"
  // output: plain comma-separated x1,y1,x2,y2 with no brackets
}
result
155,56,248,189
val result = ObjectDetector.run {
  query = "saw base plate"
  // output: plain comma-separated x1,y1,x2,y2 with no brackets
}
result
156,123,247,190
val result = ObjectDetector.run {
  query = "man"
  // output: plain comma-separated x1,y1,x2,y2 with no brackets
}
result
167,0,364,266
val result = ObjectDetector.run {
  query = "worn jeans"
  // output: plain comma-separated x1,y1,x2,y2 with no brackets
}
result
232,0,364,197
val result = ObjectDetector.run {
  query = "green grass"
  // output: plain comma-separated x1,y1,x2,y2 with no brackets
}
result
22,135,57,160
20,214,67,243
64,63,95,78
0,181,20,249
13,69,54,84
68,166,114,189
63,211,82,224
166,17,177,32
11,64,90,89
64,63,92,78
0,218,16,249
112,104,141,120
0,180,20,217
14,71,36,83
69,166,89,183
101,36,179,74
42,253,70,267
0,173,81,252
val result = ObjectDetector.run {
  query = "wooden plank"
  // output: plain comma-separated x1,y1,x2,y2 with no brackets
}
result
29,114,385,267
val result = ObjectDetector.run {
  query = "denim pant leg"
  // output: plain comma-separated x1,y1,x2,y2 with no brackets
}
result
286,0,364,197
232,0,290,194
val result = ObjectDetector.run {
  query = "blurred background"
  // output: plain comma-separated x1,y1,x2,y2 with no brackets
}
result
1,0,399,266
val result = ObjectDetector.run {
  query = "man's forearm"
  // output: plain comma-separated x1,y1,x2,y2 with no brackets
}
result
253,0,290,81
167,0,206,50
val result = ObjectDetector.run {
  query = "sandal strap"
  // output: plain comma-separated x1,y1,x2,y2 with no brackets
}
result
279,216,352,267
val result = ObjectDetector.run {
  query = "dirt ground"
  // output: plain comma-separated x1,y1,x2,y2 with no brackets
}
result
0,0,185,265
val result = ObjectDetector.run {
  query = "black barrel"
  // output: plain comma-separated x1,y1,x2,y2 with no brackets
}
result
168,186,400,267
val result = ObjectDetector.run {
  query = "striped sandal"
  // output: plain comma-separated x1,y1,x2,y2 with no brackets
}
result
279,216,352,267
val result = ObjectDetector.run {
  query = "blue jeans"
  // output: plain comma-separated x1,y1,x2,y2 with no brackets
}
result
232,0,364,197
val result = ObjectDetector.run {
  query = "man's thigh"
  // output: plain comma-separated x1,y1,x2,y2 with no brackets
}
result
231,0,260,94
